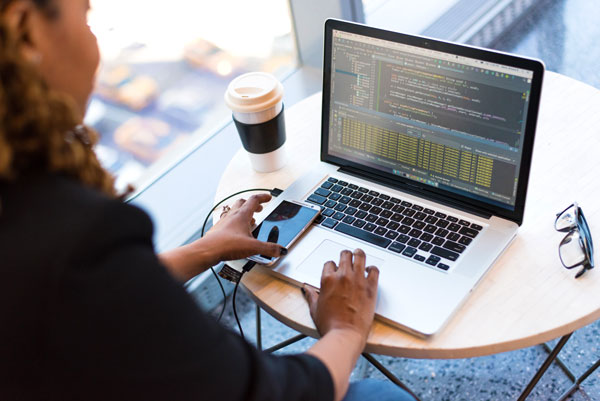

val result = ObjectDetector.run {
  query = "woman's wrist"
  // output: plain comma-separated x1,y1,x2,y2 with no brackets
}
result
159,239,219,282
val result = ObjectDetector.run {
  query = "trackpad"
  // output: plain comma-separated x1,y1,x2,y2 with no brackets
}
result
296,239,385,286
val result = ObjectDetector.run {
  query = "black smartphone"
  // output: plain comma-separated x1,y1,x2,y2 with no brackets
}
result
248,200,321,265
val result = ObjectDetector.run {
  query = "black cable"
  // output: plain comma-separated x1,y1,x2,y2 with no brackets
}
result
232,271,245,340
199,188,276,322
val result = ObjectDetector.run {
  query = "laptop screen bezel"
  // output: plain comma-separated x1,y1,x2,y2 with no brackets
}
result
320,19,544,226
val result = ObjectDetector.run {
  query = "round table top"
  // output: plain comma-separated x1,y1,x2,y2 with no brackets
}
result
215,71,600,359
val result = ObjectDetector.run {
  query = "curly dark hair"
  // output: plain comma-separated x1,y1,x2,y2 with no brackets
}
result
0,0,116,197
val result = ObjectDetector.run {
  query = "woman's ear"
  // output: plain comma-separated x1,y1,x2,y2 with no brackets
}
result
2,1,43,64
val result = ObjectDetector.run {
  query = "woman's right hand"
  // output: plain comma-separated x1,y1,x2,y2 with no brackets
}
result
302,249,379,345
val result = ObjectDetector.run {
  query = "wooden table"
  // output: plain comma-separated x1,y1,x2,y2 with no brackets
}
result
216,71,600,362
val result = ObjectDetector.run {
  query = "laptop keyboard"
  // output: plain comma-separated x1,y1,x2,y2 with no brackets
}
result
306,177,483,272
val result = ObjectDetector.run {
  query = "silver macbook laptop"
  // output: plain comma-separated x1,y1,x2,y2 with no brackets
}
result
265,19,544,337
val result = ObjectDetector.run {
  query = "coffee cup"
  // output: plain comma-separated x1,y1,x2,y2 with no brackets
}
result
225,72,287,173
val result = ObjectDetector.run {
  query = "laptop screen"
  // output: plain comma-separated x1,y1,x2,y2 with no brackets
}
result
326,29,535,211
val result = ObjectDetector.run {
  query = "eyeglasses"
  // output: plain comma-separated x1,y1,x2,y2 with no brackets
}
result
555,203,594,278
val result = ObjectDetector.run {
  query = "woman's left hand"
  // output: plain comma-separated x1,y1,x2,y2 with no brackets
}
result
202,193,285,263
159,194,284,281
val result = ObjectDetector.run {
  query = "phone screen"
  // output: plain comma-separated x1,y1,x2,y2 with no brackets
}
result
252,201,319,261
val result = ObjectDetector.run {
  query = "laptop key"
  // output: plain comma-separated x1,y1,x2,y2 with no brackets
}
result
424,224,437,234
436,228,450,237
341,188,353,196
327,177,338,183
401,201,412,207
414,212,427,221
334,223,392,248
448,223,461,232
345,207,358,216
382,201,395,210
307,194,326,205
321,218,338,229
315,188,331,197
414,254,426,262
389,242,406,253
379,194,391,201
459,226,480,238
447,232,460,242
324,200,337,208
321,181,333,189
458,219,470,226
447,216,459,223
402,217,415,226
409,229,422,238
370,206,383,215
365,214,378,223
322,208,335,217
349,199,361,208
412,205,424,211
359,203,372,212
402,247,417,257
459,236,473,246
471,224,484,231
391,213,403,222
443,240,466,253
419,243,433,252
426,255,441,266
432,236,445,246
435,212,447,219
338,181,348,186
430,246,459,261
330,193,341,201
352,219,366,228
413,221,426,230
390,197,401,203
408,238,421,247
343,216,356,225
364,223,377,232
331,185,343,193
385,231,399,240
368,190,380,197
380,210,393,218
334,204,347,212
398,225,411,234
425,216,438,224
398,234,410,243
402,208,416,217
355,210,368,219
374,227,387,236
376,218,390,226
392,205,405,213
435,220,449,228
420,233,434,242
315,215,325,224
424,208,435,215
358,187,369,193
387,221,400,231
339,196,351,204
348,184,358,190
350,191,363,199
438,263,450,271
333,212,345,221
362,195,374,203
371,198,384,207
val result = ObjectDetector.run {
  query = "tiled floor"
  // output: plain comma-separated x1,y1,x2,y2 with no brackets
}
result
211,1,600,400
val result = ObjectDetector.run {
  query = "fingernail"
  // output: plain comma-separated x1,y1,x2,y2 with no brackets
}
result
280,247,288,255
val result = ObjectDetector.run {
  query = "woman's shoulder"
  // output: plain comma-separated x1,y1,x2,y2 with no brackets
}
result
0,173,154,263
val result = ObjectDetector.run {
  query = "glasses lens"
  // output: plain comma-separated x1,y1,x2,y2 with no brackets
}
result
559,231,587,268
556,205,577,231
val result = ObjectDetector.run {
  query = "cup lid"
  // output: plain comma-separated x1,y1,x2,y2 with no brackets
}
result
225,72,284,114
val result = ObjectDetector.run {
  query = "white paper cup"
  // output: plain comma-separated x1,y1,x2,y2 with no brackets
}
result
225,72,287,173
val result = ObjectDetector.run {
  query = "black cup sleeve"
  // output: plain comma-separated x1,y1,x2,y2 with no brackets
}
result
233,106,286,154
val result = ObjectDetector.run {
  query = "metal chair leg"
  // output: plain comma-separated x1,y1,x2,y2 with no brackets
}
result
556,357,600,401
517,333,573,401
362,353,422,401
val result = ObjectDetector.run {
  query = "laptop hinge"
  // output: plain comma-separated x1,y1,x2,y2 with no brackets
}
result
338,166,493,220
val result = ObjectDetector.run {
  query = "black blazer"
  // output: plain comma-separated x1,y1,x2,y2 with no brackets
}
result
0,173,333,401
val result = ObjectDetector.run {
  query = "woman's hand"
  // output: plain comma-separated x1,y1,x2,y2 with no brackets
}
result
159,194,284,282
202,193,285,263
303,249,379,344
303,249,380,401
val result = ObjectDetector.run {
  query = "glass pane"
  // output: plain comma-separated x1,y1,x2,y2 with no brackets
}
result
86,0,296,191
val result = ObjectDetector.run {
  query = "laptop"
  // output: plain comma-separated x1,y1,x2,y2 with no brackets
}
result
264,19,544,337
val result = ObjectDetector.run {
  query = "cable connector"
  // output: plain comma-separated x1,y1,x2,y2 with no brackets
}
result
270,188,284,197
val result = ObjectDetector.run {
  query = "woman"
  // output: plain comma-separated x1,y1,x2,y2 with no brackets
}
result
0,1,415,400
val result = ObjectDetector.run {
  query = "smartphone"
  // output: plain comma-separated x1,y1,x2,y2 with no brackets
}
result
248,200,321,266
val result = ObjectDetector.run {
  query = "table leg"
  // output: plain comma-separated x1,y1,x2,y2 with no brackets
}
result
256,304,262,351
264,334,307,354
517,333,573,401
556,357,600,401
361,353,422,401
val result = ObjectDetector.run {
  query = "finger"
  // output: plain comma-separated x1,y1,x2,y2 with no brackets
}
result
322,260,337,276
302,284,320,324
366,266,380,288
250,239,285,258
352,248,366,277
241,194,272,216
231,198,246,211
338,249,353,274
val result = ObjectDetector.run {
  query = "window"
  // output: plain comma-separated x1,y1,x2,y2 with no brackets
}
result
86,0,296,192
